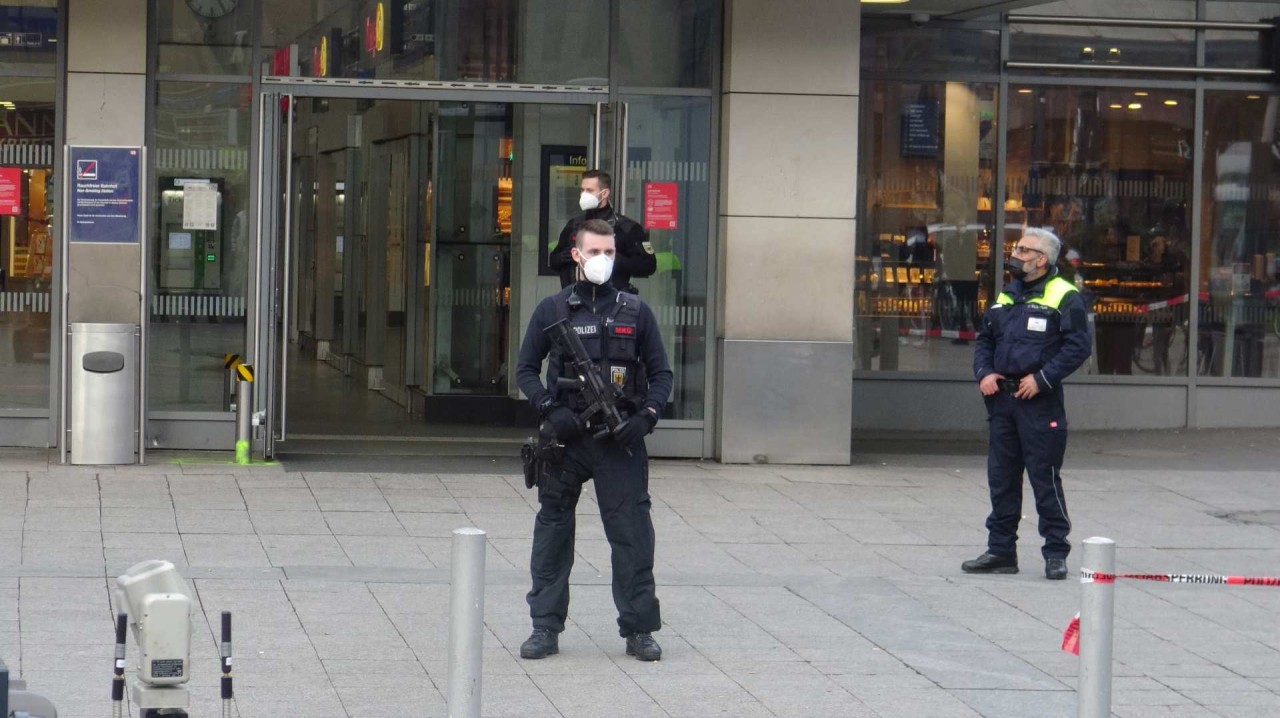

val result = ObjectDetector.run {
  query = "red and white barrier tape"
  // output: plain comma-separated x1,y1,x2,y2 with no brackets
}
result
1080,569,1280,586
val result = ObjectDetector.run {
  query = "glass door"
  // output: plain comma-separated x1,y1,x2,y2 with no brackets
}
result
428,102,595,400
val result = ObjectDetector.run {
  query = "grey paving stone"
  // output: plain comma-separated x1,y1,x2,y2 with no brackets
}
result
262,534,351,567
176,508,254,534
951,688,1077,718
324,510,406,536
249,509,332,535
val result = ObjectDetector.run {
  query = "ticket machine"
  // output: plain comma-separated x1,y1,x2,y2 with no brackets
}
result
159,177,224,291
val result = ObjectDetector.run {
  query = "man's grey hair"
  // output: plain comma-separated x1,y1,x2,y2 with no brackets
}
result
1022,227,1061,264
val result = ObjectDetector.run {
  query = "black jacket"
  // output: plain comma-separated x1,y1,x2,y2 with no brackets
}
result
517,281,673,419
974,270,1092,392
549,205,656,291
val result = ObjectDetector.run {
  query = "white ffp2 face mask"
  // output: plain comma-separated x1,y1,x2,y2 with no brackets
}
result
581,254,614,285
578,191,600,212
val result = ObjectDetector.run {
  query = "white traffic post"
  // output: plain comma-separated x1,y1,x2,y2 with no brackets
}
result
1079,536,1116,718
447,527,487,718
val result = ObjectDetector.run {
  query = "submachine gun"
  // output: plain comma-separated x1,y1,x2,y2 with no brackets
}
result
521,318,630,489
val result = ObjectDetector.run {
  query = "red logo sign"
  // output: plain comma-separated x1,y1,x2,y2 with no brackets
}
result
643,182,678,230
0,167,20,215
611,325,635,337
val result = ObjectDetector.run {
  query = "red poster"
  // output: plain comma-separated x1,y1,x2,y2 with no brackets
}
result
271,46,290,76
0,167,20,216
643,182,678,230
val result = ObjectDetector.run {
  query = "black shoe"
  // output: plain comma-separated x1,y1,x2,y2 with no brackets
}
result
520,628,558,659
1045,558,1068,580
961,552,1019,574
625,632,662,661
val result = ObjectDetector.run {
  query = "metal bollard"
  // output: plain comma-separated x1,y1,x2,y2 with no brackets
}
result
447,527,487,718
1079,537,1116,718
234,365,254,466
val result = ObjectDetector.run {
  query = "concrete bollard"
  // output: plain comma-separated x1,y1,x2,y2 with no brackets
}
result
1079,536,1116,718
447,527,487,718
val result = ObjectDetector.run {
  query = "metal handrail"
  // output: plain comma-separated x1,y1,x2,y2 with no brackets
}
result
1006,62,1273,77
1007,15,1272,31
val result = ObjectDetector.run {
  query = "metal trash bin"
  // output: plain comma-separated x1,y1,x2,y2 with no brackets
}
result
70,322,139,465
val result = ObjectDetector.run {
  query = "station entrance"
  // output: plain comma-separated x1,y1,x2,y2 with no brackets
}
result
251,80,700,457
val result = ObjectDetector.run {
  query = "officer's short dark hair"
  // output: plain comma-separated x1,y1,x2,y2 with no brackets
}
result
582,169,611,191
579,218,615,240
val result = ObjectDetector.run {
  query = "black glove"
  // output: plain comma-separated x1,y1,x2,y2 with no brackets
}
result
612,411,657,448
545,406,581,443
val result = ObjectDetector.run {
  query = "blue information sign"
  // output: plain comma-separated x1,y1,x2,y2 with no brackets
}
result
69,146,141,244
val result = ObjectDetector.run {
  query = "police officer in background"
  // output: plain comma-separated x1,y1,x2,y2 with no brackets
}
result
549,169,656,293
517,218,673,661
965,228,1092,581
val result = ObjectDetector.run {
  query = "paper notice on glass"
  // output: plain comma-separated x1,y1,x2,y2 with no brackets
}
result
183,182,218,231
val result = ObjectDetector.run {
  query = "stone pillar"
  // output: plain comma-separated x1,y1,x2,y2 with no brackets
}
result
65,0,147,324
717,0,859,464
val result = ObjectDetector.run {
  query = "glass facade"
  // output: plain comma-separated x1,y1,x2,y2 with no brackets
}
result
0,78,56,409
145,0,717,444
148,81,252,411
261,0,610,85
859,2,1280,389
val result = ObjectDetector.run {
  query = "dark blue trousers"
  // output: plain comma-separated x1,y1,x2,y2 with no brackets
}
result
527,435,660,637
985,390,1072,560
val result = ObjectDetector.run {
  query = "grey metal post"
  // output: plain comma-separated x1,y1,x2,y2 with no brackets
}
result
1079,537,1116,718
447,527,487,718
235,375,253,465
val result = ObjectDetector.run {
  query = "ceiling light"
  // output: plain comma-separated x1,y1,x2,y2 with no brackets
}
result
1247,95,1261,100
1127,103,1142,110
1109,104,1124,109
1017,88,1033,94
1164,99,1178,106
1109,48,1121,55
1134,92,1148,97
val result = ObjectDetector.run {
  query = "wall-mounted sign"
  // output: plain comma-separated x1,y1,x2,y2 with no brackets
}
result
901,101,940,158
69,146,140,244
0,167,20,215
643,182,678,230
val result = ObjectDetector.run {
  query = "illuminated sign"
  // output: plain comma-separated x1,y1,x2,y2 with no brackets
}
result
376,3,385,52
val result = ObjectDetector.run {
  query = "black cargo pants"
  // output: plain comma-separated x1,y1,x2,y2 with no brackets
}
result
985,388,1072,560
527,434,660,637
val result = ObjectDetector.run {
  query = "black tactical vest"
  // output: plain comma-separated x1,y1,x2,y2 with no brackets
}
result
555,289,647,412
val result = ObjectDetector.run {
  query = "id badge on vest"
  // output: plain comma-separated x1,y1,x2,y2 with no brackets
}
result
1027,317,1048,332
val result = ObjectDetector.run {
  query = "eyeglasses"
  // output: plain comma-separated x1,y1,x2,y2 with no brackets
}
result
1011,245,1044,257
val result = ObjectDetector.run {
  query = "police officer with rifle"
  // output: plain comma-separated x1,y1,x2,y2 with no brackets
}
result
516,218,673,662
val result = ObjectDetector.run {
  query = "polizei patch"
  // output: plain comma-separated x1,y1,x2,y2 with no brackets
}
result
573,325,599,336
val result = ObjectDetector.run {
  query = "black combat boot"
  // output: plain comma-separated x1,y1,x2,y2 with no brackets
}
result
1045,558,1068,580
625,632,662,661
520,627,559,659
961,552,1019,574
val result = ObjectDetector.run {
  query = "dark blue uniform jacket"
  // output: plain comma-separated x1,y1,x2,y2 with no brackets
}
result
516,281,673,418
973,270,1092,392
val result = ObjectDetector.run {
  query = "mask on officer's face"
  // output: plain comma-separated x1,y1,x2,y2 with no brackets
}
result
1008,256,1030,280
581,253,614,285
578,191,600,212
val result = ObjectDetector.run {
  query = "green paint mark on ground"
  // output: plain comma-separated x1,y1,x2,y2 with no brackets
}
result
166,455,278,467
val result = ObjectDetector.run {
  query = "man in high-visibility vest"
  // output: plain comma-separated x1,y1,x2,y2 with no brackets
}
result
966,228,1092,581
